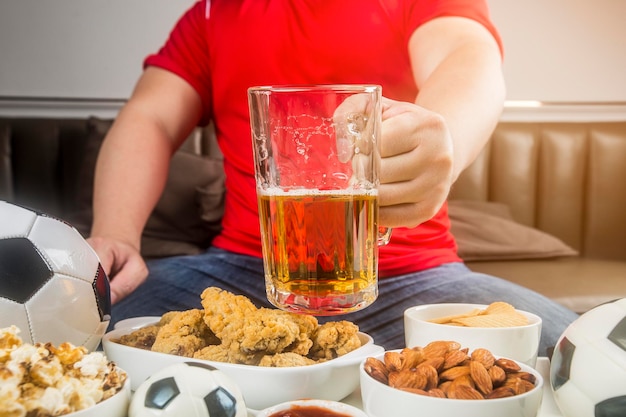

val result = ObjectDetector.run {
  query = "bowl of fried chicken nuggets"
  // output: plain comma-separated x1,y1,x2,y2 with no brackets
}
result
102,287,383,410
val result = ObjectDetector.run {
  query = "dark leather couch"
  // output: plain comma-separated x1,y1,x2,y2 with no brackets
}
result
0,117,224,258
2,116,625,313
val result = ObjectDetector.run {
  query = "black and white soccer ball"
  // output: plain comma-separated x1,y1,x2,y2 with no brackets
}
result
0,200,110,351
550,297,626,417
129,362,247,417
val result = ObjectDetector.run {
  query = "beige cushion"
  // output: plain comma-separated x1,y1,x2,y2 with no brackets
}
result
467,258,626,313
449,200,578,261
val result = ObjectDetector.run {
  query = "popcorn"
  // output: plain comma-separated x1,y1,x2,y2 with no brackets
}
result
0,326,127,417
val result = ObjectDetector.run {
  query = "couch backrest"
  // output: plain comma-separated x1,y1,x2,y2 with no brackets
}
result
450,121,626,261
3,116,625,261
0,117,224,258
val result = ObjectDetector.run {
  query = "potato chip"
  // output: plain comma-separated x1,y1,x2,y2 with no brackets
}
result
451,313,529,328
428,302,529,328
483,301,517,316
426,308,482,324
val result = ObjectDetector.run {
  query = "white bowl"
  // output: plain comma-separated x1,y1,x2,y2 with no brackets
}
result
360,350,544,417
252,399,368,417
102,316,383,410
67,378,131,417
404,303,542,367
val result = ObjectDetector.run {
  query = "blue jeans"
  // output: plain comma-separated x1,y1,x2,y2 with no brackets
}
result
111,247,578,357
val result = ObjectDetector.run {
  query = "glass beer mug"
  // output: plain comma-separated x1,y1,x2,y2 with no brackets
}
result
248,85,391,315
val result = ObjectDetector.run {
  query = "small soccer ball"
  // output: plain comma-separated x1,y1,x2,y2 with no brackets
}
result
129,362,247,417
0,201,110,351
550,298,626,417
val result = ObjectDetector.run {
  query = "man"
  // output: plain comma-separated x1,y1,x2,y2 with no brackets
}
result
89,0,578,354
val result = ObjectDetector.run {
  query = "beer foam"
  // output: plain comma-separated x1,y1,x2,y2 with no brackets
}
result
258,187,378,197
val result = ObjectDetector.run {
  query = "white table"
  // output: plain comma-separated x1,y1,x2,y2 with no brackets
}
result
339,357,563,417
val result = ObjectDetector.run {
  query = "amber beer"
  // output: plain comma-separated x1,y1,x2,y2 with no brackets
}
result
258,189,379,314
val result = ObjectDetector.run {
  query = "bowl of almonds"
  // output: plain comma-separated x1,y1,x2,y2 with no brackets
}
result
359,341,543,417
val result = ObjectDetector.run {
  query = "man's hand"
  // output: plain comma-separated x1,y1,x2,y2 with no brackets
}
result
378,97,454,229
87,236,148,304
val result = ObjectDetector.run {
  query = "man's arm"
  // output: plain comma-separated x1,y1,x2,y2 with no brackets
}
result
89,66,203,302
410,16,506,180
378,16,505,228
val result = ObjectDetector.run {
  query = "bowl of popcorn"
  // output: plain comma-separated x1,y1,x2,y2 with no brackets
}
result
404,302,542,367
360,341,544,417
0,325,130,417
102,287,384,411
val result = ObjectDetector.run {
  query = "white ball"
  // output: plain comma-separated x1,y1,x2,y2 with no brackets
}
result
0,201,110,351
130,362,248,417
550,298,626,417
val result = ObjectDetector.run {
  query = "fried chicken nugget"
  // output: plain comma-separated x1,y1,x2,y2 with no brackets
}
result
200,287,318,359
152,309,219,357
200,287,257,344
114,311,182,350
309,321,361,360
239,308,318,356
258,352,317,367
193,344,263,365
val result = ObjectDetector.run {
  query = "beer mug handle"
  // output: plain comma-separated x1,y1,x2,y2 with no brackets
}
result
378,226,392,246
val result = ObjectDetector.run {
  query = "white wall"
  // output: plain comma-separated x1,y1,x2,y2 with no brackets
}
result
488,0,626,103
0,0,624,108
0,0,193,100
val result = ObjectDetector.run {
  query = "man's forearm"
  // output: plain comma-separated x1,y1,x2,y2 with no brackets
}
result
410,17,506,182
90,105,174,249
416,44,505,181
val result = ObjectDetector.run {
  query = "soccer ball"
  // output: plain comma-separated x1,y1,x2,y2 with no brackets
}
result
550,298,626,417
129,362,248,417
0,200,110,351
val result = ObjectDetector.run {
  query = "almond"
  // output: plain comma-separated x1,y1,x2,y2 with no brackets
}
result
384,351,404,372
420,356,445,371
423,340,454,359
503,376,536,395
448,384,484,400
364,357,388,384
449,374,475,389
508,371,537,385
488,365,507,386
388,368,428,390
485,386,516,399
440,365,470,381
443,348,469,370
494,358,521,373
471,348,495,369
470,360,493,395
399,347,424,370
416,363,439,390
437,380,452,395
427,388,447,398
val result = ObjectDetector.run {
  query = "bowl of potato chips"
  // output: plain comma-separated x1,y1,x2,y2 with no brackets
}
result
403,302,542,367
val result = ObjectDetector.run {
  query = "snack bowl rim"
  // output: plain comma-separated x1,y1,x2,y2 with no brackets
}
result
102,316,383,410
